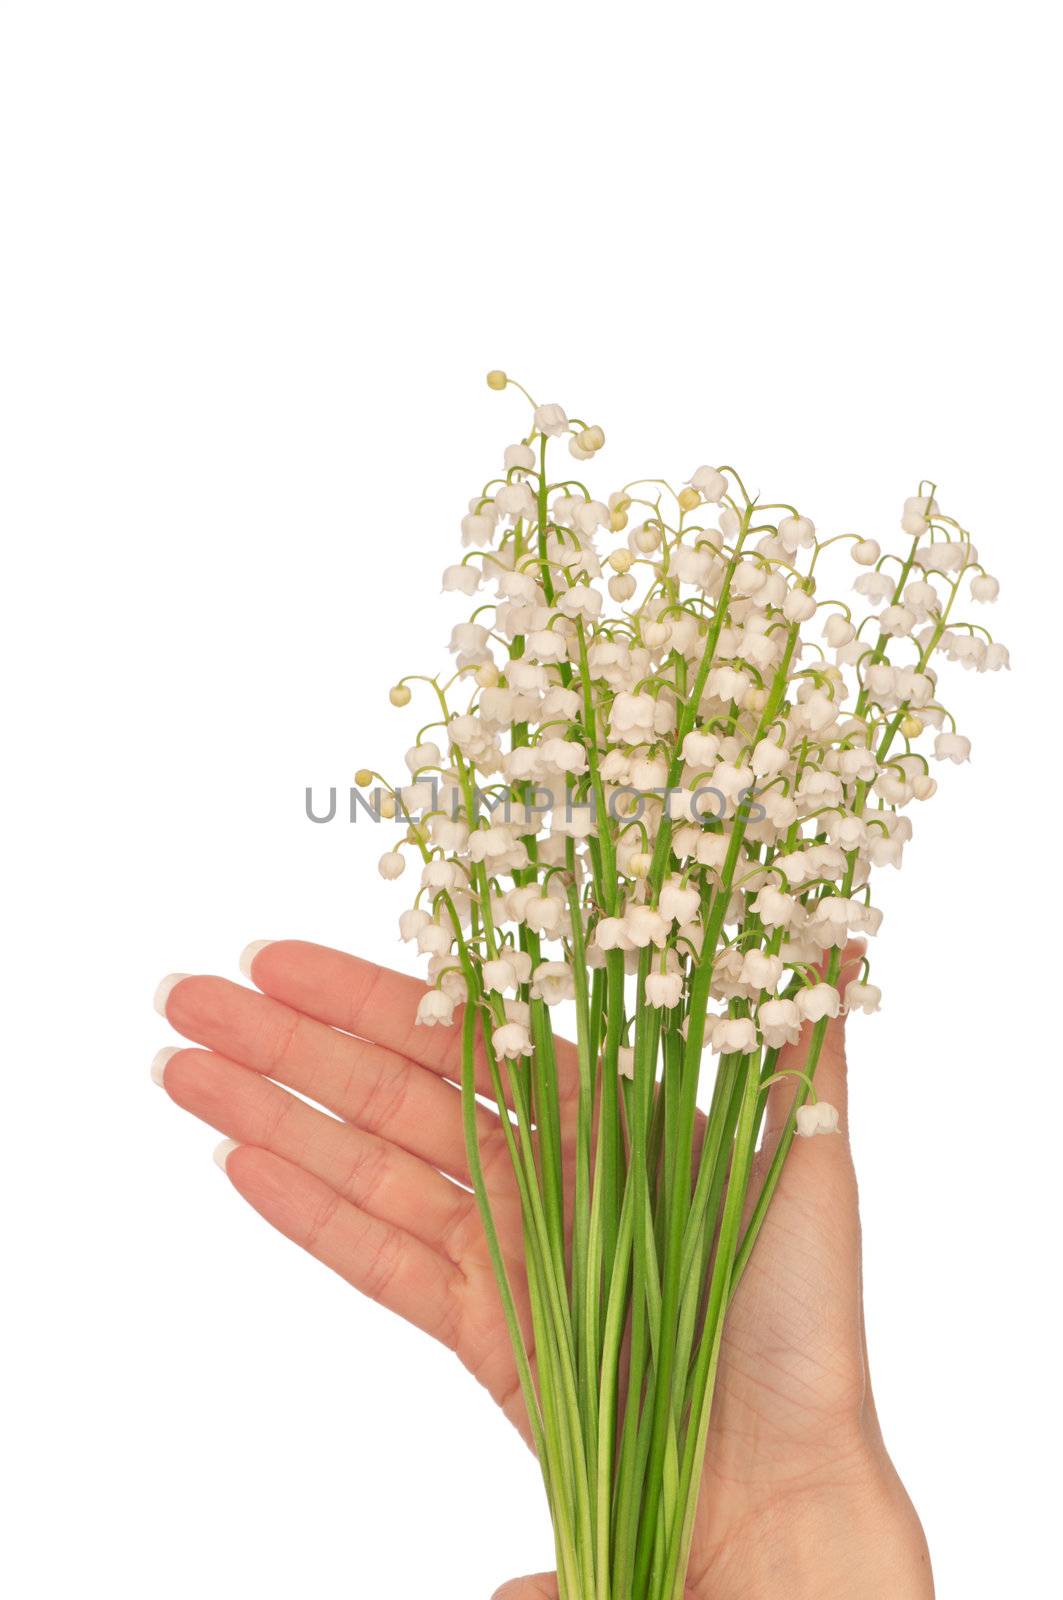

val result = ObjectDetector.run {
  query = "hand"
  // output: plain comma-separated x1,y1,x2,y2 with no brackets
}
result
154,940,933,1598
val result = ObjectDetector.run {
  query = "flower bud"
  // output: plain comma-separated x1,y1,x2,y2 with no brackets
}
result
852,539,881,566
486,369,507,390
677,486,700,512
355,768,374,787
377,851,405,880
390,684,412,706
610,510,629,531
609,573,636,601
634,522,661,553
629,851,653,878
608,548,633,573
900,714,924,738
579,425,605,451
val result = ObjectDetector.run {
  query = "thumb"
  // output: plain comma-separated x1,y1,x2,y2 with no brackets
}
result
764,937,866,1143
492,1575,559,1600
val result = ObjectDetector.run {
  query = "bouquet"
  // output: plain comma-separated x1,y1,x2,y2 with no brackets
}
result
360,373,1005,1600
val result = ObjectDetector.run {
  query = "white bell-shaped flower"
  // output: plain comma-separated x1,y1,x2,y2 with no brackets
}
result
659,877,700,925
494,1021,533,1058
533,402,568,437
933,732,971,763
845,980,882,1013
442,563,480,595
741,949,783,992
399,909,431,943
711,1016,758,1055
416,990,455,1027
777,515,816,551
482,957,519,993
683,729,720,768
795,1100,839,1137
824,613,856,647
795,983,841,1022
461,511,495,546
752,885,797,928
417,923,452,957
495,481,537,521
595,916,634,952
757,997,801,1047
689,465,727,502
624,905,670,948
646,972,683,1008
531,962,575,1004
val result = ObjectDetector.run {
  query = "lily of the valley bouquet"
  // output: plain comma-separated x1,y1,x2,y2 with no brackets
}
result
360,374,1005,1600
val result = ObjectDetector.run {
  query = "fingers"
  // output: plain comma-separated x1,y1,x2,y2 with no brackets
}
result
158,973,497,1186
159,1046,473,1260
491,1576,559,1600
220,1143,464,1349
241,940,579,1101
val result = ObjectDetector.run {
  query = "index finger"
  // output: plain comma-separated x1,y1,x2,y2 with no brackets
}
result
240,940,580,1099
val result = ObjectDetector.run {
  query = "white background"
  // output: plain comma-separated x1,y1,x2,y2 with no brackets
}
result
1,3,1058,1596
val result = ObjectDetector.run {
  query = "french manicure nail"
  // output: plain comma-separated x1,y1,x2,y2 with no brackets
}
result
213,1138,239,1172
239,940,274,980
151,1046,180,1087
153,973,190,1017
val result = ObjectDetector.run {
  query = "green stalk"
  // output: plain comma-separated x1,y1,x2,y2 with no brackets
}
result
457,987,585,1597
657,1043,765,1600
668,1050,744,1424
596,949,626,1328
595,1183,634,1600
567,882,600,1486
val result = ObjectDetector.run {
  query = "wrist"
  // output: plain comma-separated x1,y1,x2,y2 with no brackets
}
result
700,1457,933,1600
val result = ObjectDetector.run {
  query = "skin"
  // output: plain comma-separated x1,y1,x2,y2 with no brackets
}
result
155,938,933,1599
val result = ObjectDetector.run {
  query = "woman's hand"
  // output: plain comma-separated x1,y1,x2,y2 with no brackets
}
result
153,939,932,1598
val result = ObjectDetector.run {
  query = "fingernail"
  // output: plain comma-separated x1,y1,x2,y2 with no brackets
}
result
153,973,190,1017
150,1046,180,1087
213,1138,239,1172
239,940,274,980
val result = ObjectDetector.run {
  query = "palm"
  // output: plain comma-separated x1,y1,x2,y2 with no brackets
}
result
156,939,901,1599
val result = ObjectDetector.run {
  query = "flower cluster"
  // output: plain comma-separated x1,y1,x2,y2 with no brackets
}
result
367,375,1005,1114
359,375,1004,1600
